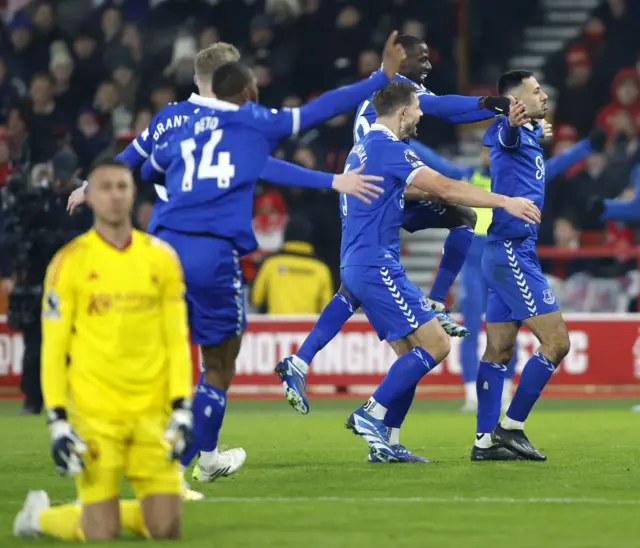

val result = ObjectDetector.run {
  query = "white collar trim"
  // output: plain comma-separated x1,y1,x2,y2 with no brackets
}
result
370,123,399,141
188,93,239,111
523,122,535,131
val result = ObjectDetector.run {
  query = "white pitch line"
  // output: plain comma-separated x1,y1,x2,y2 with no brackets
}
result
192,496,640,506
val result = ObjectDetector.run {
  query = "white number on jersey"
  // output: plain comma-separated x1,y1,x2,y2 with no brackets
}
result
180,129,236,191
535,155,545,181
354,100,371,142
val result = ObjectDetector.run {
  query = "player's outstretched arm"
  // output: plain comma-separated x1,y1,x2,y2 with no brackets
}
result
262,158,383,204
140,156,165,183
545,128,606,183
409,166,541,224
409,139,473,180
292,32,405,136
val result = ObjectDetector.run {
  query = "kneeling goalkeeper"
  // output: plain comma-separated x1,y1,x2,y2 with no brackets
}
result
14,160,194,541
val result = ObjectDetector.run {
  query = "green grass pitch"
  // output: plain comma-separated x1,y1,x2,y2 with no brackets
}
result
0,398,638,547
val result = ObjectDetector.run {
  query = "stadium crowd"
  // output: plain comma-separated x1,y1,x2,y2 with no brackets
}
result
0,0,639,310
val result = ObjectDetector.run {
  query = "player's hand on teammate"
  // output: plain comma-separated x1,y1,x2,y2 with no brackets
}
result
66,182,88,215
164,399,194,460
507,96,530,128
381,31,407,79
333,165,384,204
48,413,87,477
503,197,541,225
540,119,553,139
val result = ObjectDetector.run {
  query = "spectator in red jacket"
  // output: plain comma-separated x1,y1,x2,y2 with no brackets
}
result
596,68,640,139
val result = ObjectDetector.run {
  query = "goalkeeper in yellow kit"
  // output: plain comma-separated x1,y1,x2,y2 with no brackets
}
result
13,160,194,541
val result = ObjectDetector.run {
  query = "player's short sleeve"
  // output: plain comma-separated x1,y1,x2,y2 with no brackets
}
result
384,143,427,186
150,140,171,174
242,103,300,142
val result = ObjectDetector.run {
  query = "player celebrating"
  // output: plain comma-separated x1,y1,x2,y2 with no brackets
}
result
275,34,514,417
337,81,540,462
14,160,193,541
143,34,407,481
472,71,571,462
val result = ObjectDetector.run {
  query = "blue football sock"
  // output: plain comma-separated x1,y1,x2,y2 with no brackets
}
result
297,292,356,365
180,382,226,467
428,226,474,304
385,385,417,428
371,348,437,409
476,361,507,433
180,372,206,467
506,351,557,423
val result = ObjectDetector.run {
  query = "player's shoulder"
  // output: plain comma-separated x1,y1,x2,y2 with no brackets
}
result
235,102,278,125
45,233,91,282
483,116,510,146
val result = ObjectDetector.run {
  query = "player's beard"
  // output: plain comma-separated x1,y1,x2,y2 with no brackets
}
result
400,120,419,140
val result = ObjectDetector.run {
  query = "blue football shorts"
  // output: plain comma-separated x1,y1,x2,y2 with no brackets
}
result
341,264,436,342
154,228,247,346
401,200,448,233
482,238,559,323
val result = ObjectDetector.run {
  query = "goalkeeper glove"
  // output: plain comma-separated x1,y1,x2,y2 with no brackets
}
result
47,408,87,477
589,127,607,152
164,399,193,460
479,96,511,115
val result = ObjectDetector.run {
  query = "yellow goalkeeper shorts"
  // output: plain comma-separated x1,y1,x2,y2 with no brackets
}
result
71,413,182,505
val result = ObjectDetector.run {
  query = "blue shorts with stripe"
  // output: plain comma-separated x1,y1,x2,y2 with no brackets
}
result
482,238,559,323
153,228,246,346
341,264,436,342
401,200,447,233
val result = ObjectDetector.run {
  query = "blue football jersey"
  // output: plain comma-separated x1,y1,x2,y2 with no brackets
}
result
340,124,426,268
151,100,300,255
483,118,545,242
353,74,433,142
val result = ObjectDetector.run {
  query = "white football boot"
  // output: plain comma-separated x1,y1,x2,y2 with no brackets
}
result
192,447,247,482
14,490,50,537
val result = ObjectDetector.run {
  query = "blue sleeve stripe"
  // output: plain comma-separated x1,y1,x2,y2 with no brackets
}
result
132,138,149,158
150,154,165,173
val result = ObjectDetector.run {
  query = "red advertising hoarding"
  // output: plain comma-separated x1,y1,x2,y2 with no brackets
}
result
2,314,640,396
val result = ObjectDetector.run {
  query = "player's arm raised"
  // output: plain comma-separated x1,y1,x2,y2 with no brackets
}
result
409,165,541,225
41,248,87,476
157,243,194,460
260,158,383,204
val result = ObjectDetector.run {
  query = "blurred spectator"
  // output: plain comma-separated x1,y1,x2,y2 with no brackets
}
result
25,72,67,163
72,106,109,172
70,26,102,105
555,45,603,136
31,1,59,45
7,104,31,165
101,5,124,55
93,79,130,133
357,49,380,79
198,26,220,51
121,22,145,66
0,56,25,123
241,188,289,283
6,11,46,83
133,106,153,134
251,216,333,314
595,69,640,139
164,34,197,99
49,40,75,121
135,197,155,231
0,128,17,186
110,49,139,113
149,80,176,112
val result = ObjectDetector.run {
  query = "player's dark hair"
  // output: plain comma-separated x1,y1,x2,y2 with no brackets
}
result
212,61,253,100
395,34,425,52
497,70,534,96
372,81,417,117
88,158,132,177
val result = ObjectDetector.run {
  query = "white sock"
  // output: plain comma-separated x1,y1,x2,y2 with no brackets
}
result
364,398,387,420
464,382,477,404
501,415,525,431
427,298,445,312
502,379,513,402
198,447,220,466
291,355,309,374
474,433,494,449
388,427,400,446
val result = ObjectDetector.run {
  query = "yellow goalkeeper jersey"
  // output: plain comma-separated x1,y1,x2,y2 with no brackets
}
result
41,228,192,418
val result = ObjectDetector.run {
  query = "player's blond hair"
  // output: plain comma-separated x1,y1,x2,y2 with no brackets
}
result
194,42,241,84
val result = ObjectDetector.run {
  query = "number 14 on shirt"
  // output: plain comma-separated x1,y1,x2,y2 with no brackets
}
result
179,129,236,191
